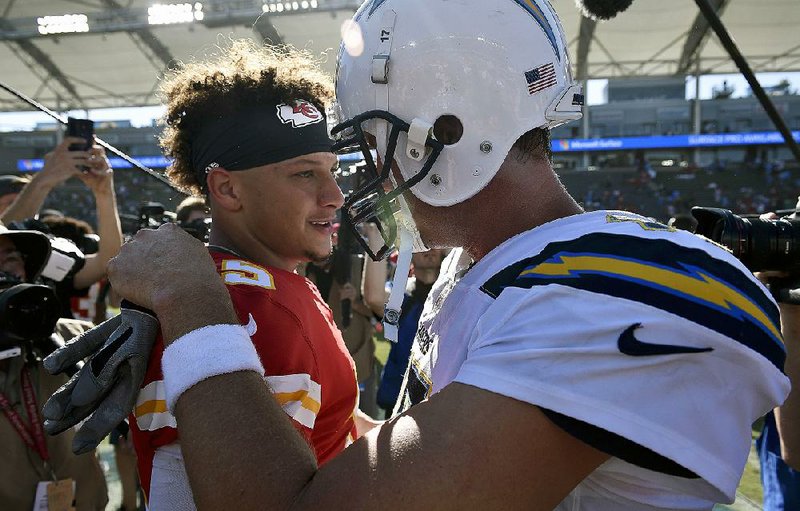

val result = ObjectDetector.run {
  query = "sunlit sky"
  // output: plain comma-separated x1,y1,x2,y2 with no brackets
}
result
0,72,798,133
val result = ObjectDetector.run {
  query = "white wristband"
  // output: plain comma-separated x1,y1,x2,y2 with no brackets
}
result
162,324,264,413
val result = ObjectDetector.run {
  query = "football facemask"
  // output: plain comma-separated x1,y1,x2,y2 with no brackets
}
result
331,110,444,261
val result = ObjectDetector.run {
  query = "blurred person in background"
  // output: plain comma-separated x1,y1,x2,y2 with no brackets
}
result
1,137,123,321
756,305,799,510
39,211,141,510
756,206,800,510
0,174,31,213
38,213,102,320
2,137,103,223
305,221,381,418
375,246,446,418
776,308,800,473
0,225,107,511
108,419,142,511
359,221,440,418
174,196,208,225
175,196,211,242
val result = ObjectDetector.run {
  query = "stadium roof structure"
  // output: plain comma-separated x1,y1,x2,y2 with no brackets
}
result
0,0,799,113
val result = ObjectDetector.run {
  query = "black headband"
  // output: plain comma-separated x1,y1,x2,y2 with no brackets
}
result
191,100,333,189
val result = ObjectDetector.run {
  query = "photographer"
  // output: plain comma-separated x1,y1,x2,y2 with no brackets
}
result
756,277,800,510
0,174,31,214
755,207,800,511
1,137,93,224
693,205,800,509
2,138,123,321
175,196,210,242
175,196,208,225
0,225,107,510
763,205,800,472
776,302,800,470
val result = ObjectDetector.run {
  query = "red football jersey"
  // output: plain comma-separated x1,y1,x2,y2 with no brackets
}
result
129,249,359,498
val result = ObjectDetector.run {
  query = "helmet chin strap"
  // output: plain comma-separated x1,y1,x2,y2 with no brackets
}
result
392,191,429,253
382,227,413,343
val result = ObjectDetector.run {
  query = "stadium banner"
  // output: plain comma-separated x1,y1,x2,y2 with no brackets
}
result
16,133,799,170
552,130,800,153
17,151,364,172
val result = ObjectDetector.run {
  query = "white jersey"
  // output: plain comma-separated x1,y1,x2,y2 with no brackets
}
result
396,210,789,510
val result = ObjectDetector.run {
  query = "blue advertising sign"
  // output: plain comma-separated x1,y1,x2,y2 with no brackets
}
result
17,152,364,172
552,130,800,153
18,132,797,171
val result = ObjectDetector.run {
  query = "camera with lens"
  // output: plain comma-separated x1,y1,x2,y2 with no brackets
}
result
0,228,63,363
691,207,800,273
0,278,61,362
179,217,211,242
129,201,209,242
8,218,87,283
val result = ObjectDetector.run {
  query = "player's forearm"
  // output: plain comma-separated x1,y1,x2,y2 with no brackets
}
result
362,256,387,317
93,185,123,259
0,174,53,223
74,188,122,289
174,377,603,511
777,304,800,469
174,371,319,510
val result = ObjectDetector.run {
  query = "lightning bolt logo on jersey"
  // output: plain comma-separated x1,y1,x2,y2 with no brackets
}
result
395,210,789,509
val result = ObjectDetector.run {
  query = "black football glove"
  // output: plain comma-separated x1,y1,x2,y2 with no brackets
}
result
42,301,159,454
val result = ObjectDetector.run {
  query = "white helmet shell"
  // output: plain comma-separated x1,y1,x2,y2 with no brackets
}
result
335,0,582,207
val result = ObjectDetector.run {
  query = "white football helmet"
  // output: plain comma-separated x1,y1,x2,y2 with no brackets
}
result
332,0,582,260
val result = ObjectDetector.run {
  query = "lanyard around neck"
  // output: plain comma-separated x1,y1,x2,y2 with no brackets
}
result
0,366,50,464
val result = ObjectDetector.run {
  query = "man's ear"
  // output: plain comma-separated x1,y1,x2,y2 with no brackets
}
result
206,167,242,211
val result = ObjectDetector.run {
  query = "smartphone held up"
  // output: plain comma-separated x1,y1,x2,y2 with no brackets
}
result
66,117,94,172
66,117,94,151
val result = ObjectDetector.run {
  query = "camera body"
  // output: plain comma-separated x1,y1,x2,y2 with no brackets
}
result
691,207,800,272
66,117,94,152
138,201,172,230
0,278,60,359
179,217,211,242
0,226,68,361
135,201,210,242
7,218,86,283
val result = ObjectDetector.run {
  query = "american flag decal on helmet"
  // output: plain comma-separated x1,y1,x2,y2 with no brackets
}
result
525,62,557,95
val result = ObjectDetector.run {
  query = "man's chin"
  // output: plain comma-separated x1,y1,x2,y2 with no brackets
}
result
305,248,333,265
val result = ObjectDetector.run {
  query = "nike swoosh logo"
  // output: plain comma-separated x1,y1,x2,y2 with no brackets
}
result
618,323,713,356
245,313,258,337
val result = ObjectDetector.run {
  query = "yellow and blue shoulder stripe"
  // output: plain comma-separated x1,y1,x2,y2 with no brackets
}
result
480,232,785,370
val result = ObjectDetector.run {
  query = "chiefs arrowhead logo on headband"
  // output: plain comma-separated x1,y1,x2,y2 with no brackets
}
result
276,100,324,128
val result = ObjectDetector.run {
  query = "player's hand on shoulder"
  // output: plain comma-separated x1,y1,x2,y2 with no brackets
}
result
107,223,218,313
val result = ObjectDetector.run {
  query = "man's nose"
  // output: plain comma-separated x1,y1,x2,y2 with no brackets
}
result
321,172,345,209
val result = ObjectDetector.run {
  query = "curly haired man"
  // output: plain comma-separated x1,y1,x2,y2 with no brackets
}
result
126,40,374,510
